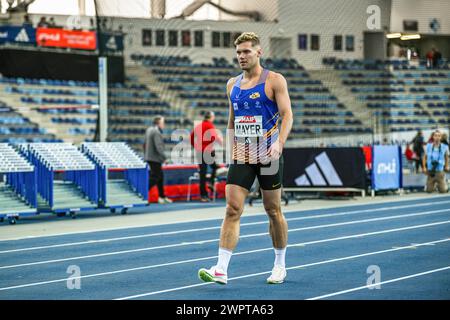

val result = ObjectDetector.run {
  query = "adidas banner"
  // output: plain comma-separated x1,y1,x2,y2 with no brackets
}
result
283,148,366,189
0,26,35,45
99,32,124,54
372,145,402,191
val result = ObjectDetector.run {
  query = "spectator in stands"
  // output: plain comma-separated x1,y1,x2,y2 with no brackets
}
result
412,130,425,173
144,116,172,204
190,111,222,202
441,132,449,147
426,49,434,69
423,130,449,193
37,16,48,28
48,17,56,28
432,48,442,69
100,18,108,31
89,18,96,30
23,14,32,27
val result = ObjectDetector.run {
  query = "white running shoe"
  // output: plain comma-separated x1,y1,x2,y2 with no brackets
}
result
163,197,173,203
198,266,227,285
267,265,287,284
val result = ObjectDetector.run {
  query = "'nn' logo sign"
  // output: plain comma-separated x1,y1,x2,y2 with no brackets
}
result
377,159,396,174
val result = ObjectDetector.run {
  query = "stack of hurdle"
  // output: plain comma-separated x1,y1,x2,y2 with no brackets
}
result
0,144,37,224
27,143,98,218
81,142,148,214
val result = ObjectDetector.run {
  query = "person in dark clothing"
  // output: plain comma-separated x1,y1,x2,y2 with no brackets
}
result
432,48,442,69
23,14,32,27
441,132,449,147
412,130,425,173
48,17,57,28
37,17,48,28
89,18,96,31
144,116,172,204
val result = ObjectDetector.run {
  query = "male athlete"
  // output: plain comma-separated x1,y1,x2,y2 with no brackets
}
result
198,32,293,284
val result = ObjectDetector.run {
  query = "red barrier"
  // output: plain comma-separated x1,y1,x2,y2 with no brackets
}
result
361,146,372,170
36,28,97,50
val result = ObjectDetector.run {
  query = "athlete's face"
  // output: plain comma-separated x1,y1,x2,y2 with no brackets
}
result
236,41,261,71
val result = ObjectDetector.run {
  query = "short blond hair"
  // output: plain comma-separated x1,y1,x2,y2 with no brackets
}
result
234,32,260,47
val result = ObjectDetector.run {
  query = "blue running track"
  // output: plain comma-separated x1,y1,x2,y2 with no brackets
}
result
0,196,449,300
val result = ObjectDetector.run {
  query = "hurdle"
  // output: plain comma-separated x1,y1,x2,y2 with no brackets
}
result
81,142,148,214
0,144,37,224
27,143,98,218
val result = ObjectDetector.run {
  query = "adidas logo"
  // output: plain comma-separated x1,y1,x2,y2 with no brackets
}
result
106,36,117,50
15,28,29,42
295,152,343,186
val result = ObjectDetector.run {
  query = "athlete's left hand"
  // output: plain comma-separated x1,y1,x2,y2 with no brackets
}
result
268,140,283,160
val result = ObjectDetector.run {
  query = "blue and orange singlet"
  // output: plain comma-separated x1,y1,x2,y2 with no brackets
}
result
230,68,279,164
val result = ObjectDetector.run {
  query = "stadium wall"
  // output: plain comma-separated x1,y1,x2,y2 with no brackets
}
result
277,0,391,67
391,0,450,35
117,0,390,69
213,0,279,21
26,1,392,69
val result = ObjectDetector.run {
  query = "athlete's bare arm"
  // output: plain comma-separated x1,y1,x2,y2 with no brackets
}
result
226,77,236,130
225,77,237,161
269,72,293,157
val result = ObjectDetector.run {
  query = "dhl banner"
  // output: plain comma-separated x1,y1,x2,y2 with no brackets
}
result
36,28,96,50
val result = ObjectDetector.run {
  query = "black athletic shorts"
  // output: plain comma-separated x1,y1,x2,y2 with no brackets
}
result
226,155,284,191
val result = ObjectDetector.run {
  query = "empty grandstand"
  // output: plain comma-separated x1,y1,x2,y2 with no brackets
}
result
1,0,449,152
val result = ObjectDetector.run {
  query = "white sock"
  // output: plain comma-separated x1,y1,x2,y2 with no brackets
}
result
216,247,232,274
274,247,286,268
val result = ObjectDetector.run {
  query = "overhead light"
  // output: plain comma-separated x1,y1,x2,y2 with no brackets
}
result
386,33,402,39
400,34,421,40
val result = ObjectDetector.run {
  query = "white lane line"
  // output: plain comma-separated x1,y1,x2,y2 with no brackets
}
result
239,209,450,240
114,238,450,300
307,266,450,300
1,209,449,270
0,221,449,291
2,200,450,254
1,210,449,270
2,196,449,242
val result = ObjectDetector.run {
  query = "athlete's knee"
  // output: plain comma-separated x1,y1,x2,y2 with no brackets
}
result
225,201,243,221
264,204,282,219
